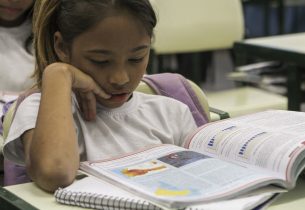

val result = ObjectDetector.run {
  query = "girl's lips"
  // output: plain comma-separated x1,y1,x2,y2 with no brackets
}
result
109,93,131,103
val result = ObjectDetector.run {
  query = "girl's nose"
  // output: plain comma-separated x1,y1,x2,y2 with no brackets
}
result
109,68,129,87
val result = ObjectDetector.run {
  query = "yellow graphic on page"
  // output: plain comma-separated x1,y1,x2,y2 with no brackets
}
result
121,161,167,177
155,188,191,196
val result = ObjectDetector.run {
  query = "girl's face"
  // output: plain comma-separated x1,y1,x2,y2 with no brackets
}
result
0,0,33,26
60,13,151,108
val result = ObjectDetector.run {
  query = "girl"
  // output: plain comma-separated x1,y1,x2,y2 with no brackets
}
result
0,0,35,91
3,0,197,192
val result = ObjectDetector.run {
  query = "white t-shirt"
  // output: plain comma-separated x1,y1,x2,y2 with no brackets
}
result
0,19,35,92
3,92,198,165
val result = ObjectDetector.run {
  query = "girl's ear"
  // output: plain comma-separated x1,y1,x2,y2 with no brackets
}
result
54,31,70,62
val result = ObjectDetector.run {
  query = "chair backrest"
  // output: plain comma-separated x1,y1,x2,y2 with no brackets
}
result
139,73,211,125
150,0,245,54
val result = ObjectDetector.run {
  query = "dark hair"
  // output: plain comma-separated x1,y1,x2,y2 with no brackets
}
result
33,0,157,87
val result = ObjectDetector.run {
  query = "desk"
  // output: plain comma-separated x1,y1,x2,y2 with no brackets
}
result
1,182,88,210
234,32,305,111
1,179,305,210
207,87,287,119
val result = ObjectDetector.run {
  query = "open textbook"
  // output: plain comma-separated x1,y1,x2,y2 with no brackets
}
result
79,110,305,209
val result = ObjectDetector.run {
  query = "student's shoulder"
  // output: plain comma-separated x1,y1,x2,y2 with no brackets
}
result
4,89,40,115
17,90,41,105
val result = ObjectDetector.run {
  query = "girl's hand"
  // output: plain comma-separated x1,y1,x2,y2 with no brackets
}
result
44,63,110,121
70,66,110,121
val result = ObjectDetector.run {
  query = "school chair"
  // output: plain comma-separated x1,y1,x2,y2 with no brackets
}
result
0,73,227,186
149,0,287,118
138,73,229,122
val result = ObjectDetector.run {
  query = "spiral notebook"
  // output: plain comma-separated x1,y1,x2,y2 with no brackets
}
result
54,174,279,210
54,175,162,210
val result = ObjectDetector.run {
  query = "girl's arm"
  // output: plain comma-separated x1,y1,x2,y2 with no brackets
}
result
22,63,108,192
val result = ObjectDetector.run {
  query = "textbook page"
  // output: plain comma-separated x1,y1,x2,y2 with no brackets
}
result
185,110,305,187
80,144,285,209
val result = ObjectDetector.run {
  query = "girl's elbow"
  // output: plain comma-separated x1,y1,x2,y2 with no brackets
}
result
37,171,75,192
27,161,78,192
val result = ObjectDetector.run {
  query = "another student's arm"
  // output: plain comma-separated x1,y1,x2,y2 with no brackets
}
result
23,63,108,192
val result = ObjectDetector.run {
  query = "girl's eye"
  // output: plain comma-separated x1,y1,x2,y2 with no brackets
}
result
90,59,109,65
129,57,144,63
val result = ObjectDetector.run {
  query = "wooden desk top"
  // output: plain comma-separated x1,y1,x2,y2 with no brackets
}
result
243,32,305,54
234,32,305,65
3,182,87,210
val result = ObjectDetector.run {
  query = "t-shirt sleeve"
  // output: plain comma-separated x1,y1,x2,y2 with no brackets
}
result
2,93,41,166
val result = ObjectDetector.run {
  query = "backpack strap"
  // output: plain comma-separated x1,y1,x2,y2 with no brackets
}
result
2,101,17,140
141,73,209,126
0,99,17,151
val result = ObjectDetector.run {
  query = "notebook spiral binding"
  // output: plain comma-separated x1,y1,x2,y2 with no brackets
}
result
55,188,163,210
